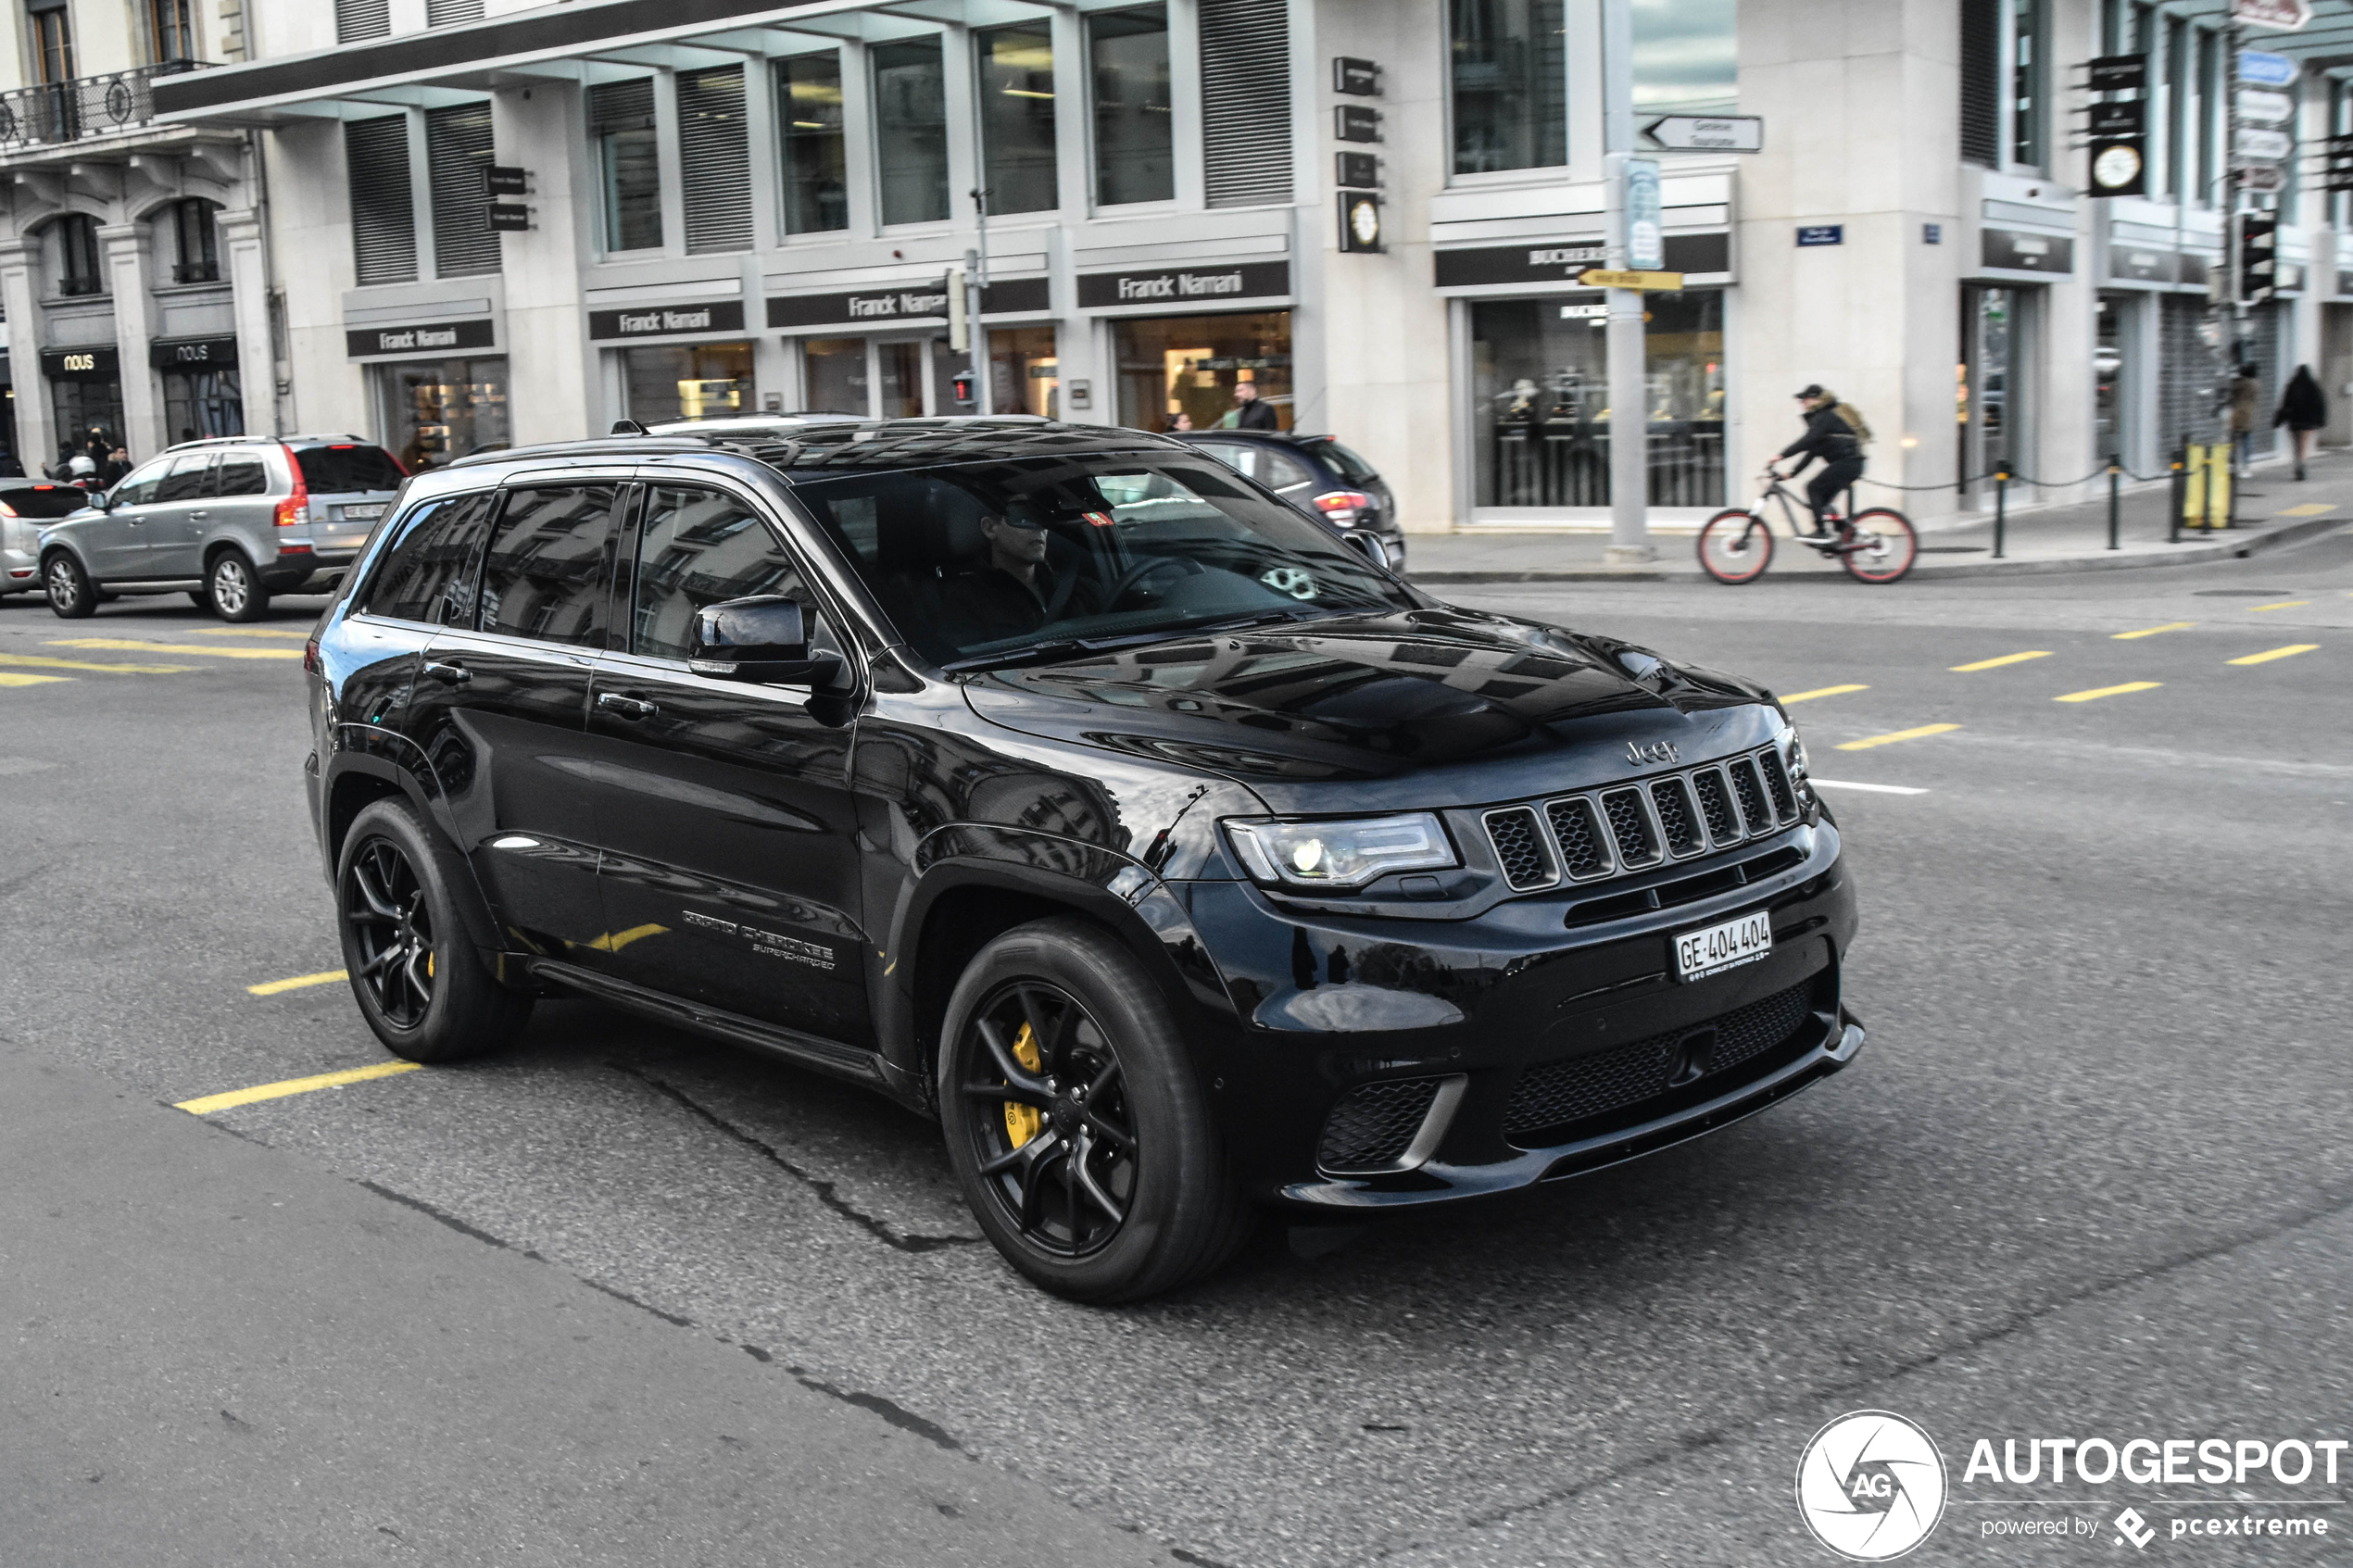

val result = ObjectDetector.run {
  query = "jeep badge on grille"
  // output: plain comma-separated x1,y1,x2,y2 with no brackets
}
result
1626,740,1680,767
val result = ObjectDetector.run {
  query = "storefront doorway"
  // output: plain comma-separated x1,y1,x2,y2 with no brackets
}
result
162,369,244,444
622,341,754,424
2323,303,2353,449
1959,285,2036,501
800,332,1048,417
1466,291,1724,513
373,357,510,470
1113,311,1291,433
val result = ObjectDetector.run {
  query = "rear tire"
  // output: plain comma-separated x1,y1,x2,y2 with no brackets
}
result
1841,508,1919,584
43,553,95,619
939,917,1252,1302
1697,509,1774,584
204,549,270,621
335,798,533,1063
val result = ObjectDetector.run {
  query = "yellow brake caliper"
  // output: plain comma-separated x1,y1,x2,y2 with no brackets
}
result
1003,1022,1042,1148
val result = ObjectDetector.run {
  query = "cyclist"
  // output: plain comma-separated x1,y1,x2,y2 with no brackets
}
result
1769,385,1867,541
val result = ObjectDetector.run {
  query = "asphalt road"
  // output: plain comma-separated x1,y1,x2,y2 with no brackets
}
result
1,525,2348,1566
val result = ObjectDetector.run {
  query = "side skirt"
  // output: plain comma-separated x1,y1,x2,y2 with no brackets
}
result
525,957,888,1089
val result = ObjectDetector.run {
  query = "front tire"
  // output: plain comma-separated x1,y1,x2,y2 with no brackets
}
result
1697,509,1773,584
43,553,95,618
205,550,270,621
335,798,533,1062
1841,508,1919,583
939,918,1252,1302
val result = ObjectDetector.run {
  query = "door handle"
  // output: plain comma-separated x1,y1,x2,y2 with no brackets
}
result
422,659,472,685
597,692,656,721
190,510,208,520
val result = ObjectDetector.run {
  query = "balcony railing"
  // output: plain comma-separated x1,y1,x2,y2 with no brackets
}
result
0,60,211,152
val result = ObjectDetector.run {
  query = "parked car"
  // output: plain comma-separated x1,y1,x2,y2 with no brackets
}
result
304,419,1860,1301
1176,430,1406,568
39,435,407,621
0,482,107,599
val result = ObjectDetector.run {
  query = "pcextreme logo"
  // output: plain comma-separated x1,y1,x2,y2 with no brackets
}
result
1795,1411,1950,1561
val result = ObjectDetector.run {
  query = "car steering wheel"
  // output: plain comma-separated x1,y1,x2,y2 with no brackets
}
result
1106,555,1205,606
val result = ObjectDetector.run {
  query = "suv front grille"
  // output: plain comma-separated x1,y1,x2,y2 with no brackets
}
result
1478,745,1803,896
1502,978,1820,1144
1318,1077,1445,1173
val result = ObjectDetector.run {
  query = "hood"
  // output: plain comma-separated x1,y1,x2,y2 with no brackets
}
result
961,608,1783,813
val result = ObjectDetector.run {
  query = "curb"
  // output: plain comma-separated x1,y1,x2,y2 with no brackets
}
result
1404,514,2350,585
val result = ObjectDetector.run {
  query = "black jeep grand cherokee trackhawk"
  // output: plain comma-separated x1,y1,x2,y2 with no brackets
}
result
305,419,1862,1301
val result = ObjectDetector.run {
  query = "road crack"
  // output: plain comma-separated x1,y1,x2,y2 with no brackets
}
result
609,1063,981,1254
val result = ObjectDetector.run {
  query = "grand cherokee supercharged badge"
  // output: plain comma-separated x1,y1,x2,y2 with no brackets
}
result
1626,740,1680,767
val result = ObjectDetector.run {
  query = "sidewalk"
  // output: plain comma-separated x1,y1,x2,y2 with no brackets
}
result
1403,450,2352,583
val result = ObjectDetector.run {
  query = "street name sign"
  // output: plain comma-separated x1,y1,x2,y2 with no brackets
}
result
1578,269,1685,290
2237,49,2296,85
2237,88,2294,125
2234,125,2293,162
1642,114,1764,152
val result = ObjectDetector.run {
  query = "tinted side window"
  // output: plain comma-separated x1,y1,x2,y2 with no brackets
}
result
155,453,217,503
479,485,621,646
364,491,497,624
631,485,806,660
112,458,172,508
216,452,271,496
296,445,408,494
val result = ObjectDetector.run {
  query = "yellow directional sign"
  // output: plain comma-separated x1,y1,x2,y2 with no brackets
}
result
1578,269,1686,291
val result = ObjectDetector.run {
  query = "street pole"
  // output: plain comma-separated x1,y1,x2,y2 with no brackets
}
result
1601,0,1652,563
967,184,993,416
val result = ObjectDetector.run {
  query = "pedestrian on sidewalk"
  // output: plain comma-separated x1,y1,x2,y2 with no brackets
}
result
2273,365,2327,481
2227,363,2261,477
1217,378,1279,432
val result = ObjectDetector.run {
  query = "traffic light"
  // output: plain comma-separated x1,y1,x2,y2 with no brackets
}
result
2235,213,2278,307
951,367,977,407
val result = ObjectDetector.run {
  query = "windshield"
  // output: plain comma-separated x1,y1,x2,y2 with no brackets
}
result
790,456,1418,669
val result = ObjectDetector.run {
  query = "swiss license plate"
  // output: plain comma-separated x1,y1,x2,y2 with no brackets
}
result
342,504,384,521
1674,910,1771,982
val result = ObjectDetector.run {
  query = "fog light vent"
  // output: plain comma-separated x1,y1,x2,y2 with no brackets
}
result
1317,1077,1446,1174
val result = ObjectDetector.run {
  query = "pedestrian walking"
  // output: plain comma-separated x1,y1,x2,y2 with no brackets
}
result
2227,363,2261,477
2273,365,2327,481
1217,378,1278,431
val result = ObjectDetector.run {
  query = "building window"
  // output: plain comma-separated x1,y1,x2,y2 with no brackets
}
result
679,67,754,253
52,214,104,296
1449,0,1567,175
345,115,418,286
378,357,508,470
425,0,484,24
163,369,244,443
168,198,220,283
622,341,755,424
2164,14,2187,200
426,102,499,277
150,0,195,62
1632,0,1735,117
1959,0,2000,167
1201,0,1291,208
589,79,662,252
334,0,389,44
874,38,950,225
1090,6,1174,206
2196,27,2219,207
776,53,848,234
1114,312,1291,433
2010,0,2045,169
978,23,1058,215
31,0,74,83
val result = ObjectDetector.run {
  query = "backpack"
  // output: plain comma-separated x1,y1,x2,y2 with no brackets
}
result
1832,403,1873,446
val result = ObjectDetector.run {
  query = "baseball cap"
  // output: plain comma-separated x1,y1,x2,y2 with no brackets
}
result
1794,383,1826,399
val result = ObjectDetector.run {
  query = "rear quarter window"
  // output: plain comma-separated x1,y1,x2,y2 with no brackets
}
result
296,445,407,495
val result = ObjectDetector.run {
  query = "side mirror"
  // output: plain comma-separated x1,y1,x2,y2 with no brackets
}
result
83,489,113,512
689,595,843,686
1342,530,1389,570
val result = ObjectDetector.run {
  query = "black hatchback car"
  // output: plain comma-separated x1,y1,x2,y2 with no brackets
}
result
305,419,1861,1300
1174,430,1406,569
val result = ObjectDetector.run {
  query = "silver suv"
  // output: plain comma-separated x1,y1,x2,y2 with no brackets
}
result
38,435,406,621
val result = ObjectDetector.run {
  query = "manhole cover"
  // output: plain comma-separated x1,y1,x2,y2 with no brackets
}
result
2193,588,2290,596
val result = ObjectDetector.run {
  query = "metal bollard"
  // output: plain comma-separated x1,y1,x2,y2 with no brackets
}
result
2118,453,2136,552
2168,446,2184,545
1993,469,2008,559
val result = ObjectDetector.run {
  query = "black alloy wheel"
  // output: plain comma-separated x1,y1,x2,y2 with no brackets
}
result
44,553,95,618
344,834,435,1030
962,980,1139,1258
939,918,1252,1301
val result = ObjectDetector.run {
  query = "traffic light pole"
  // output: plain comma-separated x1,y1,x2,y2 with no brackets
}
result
1601,0,1652,564
967,185,993,416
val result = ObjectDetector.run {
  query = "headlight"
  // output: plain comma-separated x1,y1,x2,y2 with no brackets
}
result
1226,813,1459,889
1778,722,1809,780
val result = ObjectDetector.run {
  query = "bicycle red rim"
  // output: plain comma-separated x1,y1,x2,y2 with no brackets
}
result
1697,510,1773,583
1841,509,1917,583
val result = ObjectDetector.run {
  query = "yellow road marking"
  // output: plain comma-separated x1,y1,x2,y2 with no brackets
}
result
0,671,70,687
2228,644,2319,666
0,652,193,673
47,638,302,659
2113,621,2195,640
1949,650,2052,672
174,1060,422,1115
246,969,348,996
2055,682,2162,702
1834,723,1960,750
2250,600,2309,612
2275,503,2336,517
193,628,310,639
1781,684,1869,704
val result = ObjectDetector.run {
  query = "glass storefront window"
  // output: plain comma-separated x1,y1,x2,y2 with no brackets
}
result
1114,312,1291,433
376,357,510,470
163,369,244,443
874,38,950,226
623,341,754,424
1090,6,1174,206
50,379,124,470
1632,0,1736,116
1469,293,1724,508
805,337,869,414
1449,0,1566,175
776,52,849,234
979,23,1058,215
991,325,1059,416
875,340,925,418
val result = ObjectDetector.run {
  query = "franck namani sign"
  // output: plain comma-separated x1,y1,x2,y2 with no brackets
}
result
346,319,497,358
1076,260,1290,309
766,277,1048,330
586,301,748,341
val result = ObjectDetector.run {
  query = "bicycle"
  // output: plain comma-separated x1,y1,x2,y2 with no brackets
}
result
1696,473,1919,585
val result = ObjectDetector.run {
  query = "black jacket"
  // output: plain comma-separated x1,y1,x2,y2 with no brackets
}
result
1780,406,1863,469
2275,368,2327,433
1231,398,1279,431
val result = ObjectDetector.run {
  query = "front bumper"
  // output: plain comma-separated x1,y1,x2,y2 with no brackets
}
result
1179,821,1861,1210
